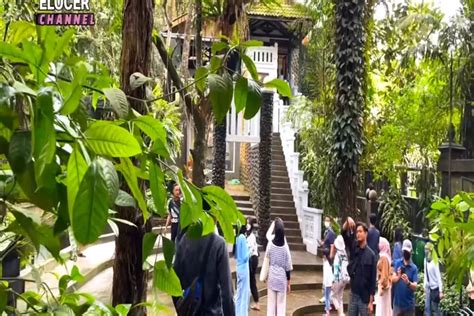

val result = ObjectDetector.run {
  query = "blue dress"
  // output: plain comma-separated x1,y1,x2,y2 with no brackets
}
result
235,233,250,316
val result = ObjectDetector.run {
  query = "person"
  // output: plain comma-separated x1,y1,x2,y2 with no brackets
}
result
234,225,250,316
467,270,474,311
376,237,392,316
367,214,380,259
246,218,260,311
391,239,418,316
424,243,443,316
173,225,235,315
319,216,336,310
265,218,293,316
393,227,404,262
342,217,377,316
366,183,377,201
332,235,350,316
165,184,182,243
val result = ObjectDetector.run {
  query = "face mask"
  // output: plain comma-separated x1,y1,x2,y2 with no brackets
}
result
403,250,411,261
425,251,432,262
246,224,251,231
324,221,330,228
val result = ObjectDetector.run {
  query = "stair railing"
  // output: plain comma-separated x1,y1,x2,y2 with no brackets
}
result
277,103,323,255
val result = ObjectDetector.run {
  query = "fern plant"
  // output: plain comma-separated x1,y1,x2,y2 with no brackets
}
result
379,188,411,242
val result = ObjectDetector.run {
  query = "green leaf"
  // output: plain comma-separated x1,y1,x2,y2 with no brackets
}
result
84,121,142,157
8,130,32,174
241,40,263,48
162,236,175,269
0,42,31,63
209,56,223,73
242,54,259,81
60,64,88,115
149,162,167,217
265,78,292,97
12,81,36,96
195,67,208,93
97,157,119,205
134,116,169,158
0,282,8,313
115,190,136,208
211,41,228,54
234,77,248,113
33,89,56,187
176,171,201,228
243,80,263,120
431,201,448,211
118,158,149,220
153,261,182,297
130,72,152,90
103,88,130,119
67,144,88,220
142,232,158,264
73,158,109,244
208,74,233,124
115,304,132,316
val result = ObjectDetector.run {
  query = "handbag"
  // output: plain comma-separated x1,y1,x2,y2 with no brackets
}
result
259,255,270,282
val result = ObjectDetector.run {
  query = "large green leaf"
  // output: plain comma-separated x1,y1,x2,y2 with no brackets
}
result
60,64,88,115
97,157,119,205
8,130,32,174
149,162,167,217
33,89,56,187
134,116,169,158
211,41,228,54
142,232,158,264
118,158,149,220
176,171,201,228
162,236,175,269
115,190,136,208
84,121,142,157
241,40,263,48
103,88,130,119
195,67,208,93
243,80,263,119
153,261,182,297
208,74,233,124
0,42,31,63
72,158,109,244
0,281,8,314
209,56,223,73
67,145,88,219
234,77,248,113
265,78,292,97
242,55,259,81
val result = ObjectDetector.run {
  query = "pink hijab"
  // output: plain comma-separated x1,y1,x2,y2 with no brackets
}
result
379,237,391,265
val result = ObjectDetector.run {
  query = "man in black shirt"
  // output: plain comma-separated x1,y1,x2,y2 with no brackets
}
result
342,217,377,316
367,213,380,259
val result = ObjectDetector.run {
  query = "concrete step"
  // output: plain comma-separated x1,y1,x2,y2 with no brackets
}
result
231,195,250,202
271,170,288,177
271,166,287,173
286,236,304,243
240,207,255,216
236,200,253,208
271,200,295,208
271,208,297,216
272,188,293,195
272,181,291,189
271,193,294,201
271,213,298,222
288,243,306,251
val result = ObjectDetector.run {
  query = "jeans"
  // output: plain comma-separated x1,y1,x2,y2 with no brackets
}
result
348,293,368,316
249,255,259,303
425,287,431,316
324,286,331,312
425,288,441,316
393,306,415,316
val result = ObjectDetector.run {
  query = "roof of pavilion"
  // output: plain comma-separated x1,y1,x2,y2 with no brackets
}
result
247,3,310,19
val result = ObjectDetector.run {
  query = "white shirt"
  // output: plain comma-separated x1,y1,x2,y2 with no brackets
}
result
247,232,259,257
424,259,443,292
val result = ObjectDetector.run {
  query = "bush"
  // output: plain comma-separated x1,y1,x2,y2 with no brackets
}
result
379,188,411,242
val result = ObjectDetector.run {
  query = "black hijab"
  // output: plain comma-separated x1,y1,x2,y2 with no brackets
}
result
272,218,285,247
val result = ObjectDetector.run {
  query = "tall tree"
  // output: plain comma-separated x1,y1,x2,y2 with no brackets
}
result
112,0,154,313
332,0,366,219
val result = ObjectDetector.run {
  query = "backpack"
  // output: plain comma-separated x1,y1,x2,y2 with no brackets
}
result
336,252,350,284
176,235,214,316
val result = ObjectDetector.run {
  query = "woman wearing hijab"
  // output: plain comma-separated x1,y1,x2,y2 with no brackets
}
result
376,237,393,316
332,235,350,316
235,225,250,316
265,218,293,316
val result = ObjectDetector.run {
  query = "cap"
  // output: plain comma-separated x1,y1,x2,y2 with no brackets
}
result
402,239,412,252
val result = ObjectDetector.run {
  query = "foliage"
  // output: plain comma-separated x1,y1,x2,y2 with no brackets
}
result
379,189,411,242
427,192,474,291
0,23,250,313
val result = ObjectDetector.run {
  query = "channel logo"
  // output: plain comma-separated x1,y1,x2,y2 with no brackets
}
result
35,0,95,26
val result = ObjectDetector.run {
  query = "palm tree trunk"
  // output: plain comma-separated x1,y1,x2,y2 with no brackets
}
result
333,0,366,220
212,120,227,187
113,0,153,313
257,92,273,247
192,106,209,187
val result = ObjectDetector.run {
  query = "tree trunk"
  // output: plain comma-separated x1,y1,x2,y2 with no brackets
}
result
211,120,227,188
333,0,366,220
192,106,209,187
257,92,273,247
113,0,153,313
